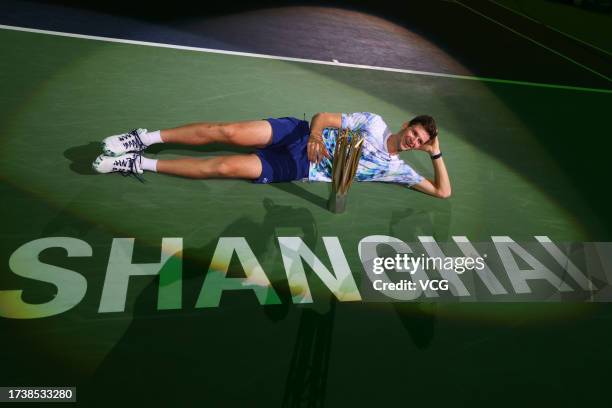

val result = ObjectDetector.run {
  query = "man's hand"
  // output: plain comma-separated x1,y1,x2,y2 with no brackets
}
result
307,133,330,164
308,113,341,164
410,134,451,199
417,136,440,155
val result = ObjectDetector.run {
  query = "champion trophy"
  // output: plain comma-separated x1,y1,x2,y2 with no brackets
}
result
328,128,364,213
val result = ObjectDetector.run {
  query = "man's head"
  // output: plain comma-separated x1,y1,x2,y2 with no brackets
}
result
397,115,438,151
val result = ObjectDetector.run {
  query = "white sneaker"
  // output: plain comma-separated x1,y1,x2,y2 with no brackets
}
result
93,153,144,181
102,128,148,156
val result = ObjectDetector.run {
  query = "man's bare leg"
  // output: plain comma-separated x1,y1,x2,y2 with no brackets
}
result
160,120,273,148
156,154,262,180
95,121,270,178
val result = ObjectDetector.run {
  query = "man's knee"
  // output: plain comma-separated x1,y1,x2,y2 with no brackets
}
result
218,121,272,147
214,159,238,178
219,124,240,144
213,155,261,179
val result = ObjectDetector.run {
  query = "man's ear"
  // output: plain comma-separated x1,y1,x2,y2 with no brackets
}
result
401,122,409,130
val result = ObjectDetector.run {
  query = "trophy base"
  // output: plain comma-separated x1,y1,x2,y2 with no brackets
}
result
328,192,348,213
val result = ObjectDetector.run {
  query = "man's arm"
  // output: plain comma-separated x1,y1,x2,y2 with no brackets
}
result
410,137,452,199
308,112,342,163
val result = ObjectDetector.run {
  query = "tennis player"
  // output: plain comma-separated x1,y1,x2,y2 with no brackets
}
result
93,112,451,198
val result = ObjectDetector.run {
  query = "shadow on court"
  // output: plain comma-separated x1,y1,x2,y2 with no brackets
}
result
384,203,454,349
64,142,101,175
81,198,319,405
271,182,328,210
79,196,439,406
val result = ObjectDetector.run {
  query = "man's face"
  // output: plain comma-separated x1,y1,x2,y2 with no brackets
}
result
399,124,430,151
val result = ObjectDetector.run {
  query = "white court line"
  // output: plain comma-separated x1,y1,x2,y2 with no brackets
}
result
454,0,612,83
487,0,612,58
1,23,611,94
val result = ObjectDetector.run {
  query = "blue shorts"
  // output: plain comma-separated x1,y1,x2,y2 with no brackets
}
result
254,117,310,183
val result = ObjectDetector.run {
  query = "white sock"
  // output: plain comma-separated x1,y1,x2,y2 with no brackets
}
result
141,130,163,146
140,157,158,172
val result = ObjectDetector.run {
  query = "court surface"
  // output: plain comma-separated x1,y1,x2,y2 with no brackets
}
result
1,2,612,406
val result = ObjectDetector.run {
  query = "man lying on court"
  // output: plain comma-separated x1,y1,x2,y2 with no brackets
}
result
92,112,452,199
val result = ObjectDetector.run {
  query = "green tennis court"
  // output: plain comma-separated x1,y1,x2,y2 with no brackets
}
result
1,25,612,406
2,28,609,240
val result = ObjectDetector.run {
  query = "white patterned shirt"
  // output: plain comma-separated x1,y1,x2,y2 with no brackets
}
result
308,112,424,185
